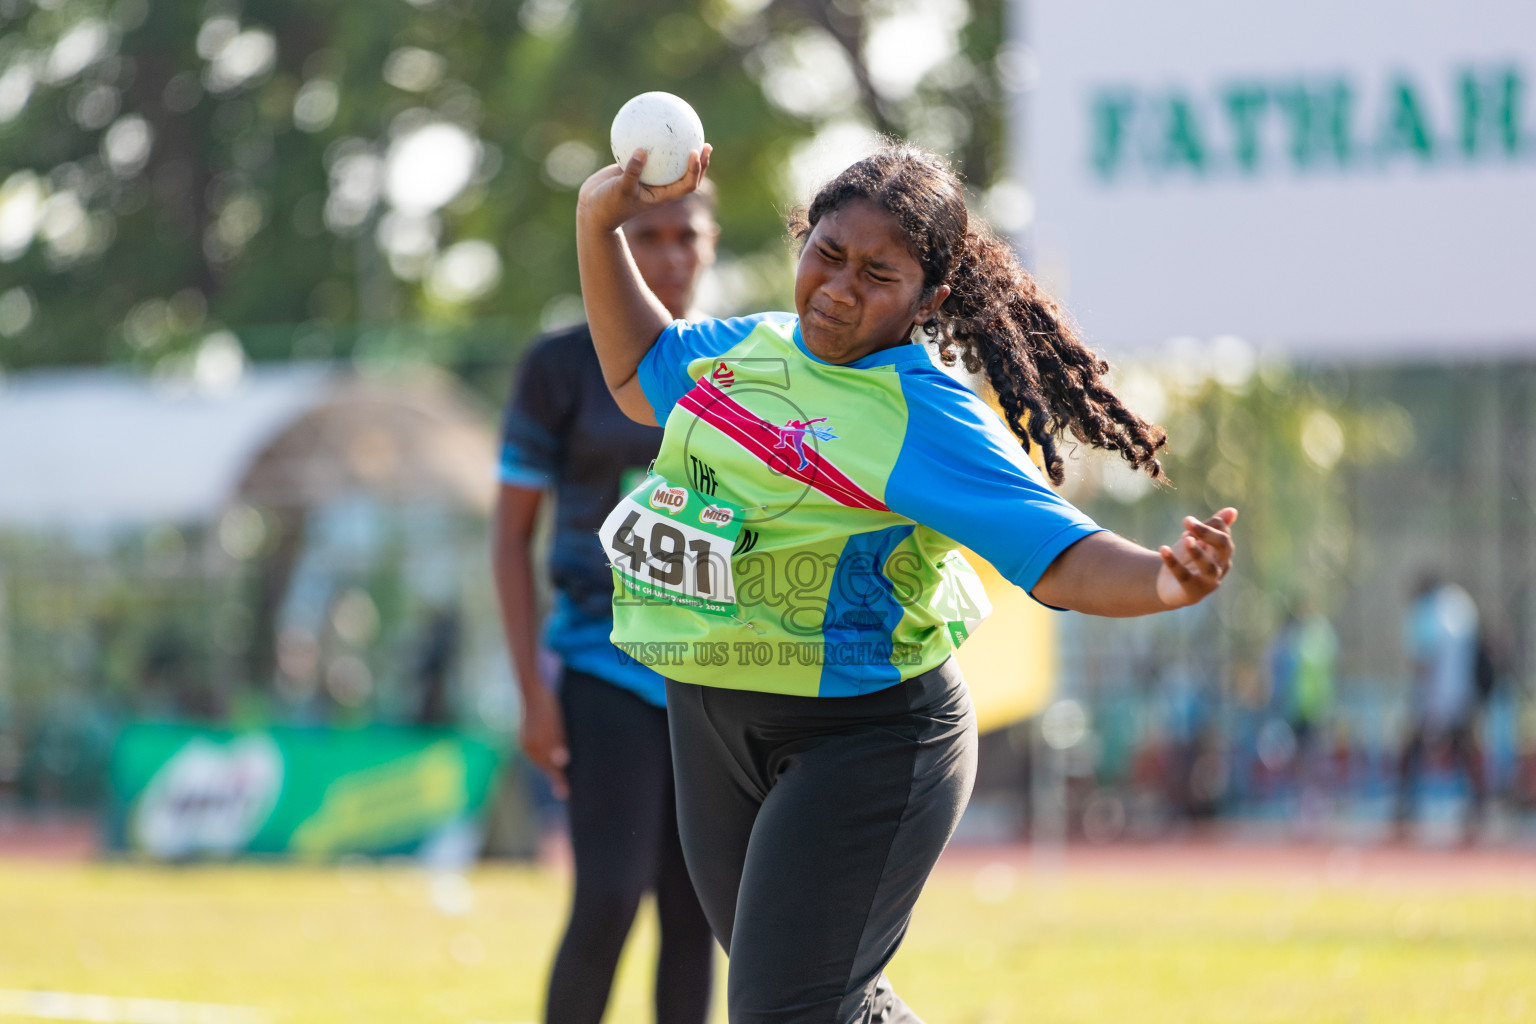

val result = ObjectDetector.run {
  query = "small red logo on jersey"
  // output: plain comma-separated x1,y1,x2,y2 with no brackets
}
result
711,363,735,388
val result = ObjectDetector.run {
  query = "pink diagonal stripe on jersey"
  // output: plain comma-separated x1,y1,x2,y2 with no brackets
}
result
678,378,889,512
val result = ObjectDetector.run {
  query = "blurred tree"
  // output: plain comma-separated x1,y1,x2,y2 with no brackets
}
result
0,0,1013,383
756,0,1007,185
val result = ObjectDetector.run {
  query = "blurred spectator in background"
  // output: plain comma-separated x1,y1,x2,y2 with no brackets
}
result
491,185,718,1024
140,626,207,720
1395,572,1486,840
413,608,461,727
1264,602,1339,815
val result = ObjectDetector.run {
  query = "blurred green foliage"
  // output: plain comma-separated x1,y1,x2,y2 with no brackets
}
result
0,0,1009,394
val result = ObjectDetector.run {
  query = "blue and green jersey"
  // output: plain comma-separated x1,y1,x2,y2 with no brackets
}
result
610,312,1103,697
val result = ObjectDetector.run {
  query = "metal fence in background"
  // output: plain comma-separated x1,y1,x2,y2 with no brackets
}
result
3,348,1535,843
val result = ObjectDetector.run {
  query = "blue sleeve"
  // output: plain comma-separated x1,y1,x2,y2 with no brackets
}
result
498,334,573,489
637,312,795,420
885,368,1105,596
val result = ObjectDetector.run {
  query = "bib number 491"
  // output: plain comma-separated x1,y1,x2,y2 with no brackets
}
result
611,509,719,594
599,476,741,617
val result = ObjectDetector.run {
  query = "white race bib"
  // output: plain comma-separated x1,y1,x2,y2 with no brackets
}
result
599,475,743,617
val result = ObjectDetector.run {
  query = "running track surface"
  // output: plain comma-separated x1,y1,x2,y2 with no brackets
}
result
938,839,1536,885
4,813,1531,884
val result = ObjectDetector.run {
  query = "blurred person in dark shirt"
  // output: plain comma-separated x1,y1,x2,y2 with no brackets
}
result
492,183,718,1024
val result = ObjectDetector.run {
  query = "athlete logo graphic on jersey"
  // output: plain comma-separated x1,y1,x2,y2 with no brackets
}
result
711,363,735,388
772,417,837,471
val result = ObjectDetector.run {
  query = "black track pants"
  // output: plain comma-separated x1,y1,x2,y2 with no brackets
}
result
666,658,978,1024
546,669,714,1024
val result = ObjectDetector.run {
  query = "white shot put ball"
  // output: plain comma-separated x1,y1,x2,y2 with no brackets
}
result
610,92,706,186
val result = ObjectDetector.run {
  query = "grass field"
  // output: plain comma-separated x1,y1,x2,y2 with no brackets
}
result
2,846,1534,1024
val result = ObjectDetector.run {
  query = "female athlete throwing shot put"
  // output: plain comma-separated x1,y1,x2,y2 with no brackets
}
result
576,142,1237,1024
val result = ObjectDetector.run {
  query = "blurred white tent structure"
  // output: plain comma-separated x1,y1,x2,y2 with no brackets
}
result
0,363,496,529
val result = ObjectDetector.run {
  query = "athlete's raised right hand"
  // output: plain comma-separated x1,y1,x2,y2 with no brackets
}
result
520,684,570,800
577,145,711,234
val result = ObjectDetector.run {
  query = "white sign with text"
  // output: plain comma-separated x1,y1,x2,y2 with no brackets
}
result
1017,0,1536,358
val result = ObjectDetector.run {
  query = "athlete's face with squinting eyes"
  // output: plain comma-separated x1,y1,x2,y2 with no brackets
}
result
794,200,950,366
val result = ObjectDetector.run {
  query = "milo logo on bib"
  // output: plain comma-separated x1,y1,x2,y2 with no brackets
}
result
699,504,734,527
649,484,687,513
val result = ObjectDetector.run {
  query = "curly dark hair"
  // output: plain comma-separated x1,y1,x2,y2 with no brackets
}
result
788,146,1166,485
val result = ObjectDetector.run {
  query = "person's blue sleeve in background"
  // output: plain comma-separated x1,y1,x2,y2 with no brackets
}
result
499,334,576,489
637,312,795,420
884,365,1105,597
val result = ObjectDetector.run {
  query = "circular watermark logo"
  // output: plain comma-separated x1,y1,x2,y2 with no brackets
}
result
682,384,822,525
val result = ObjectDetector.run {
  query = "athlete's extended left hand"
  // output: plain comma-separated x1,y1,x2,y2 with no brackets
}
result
1155,507,1238,609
